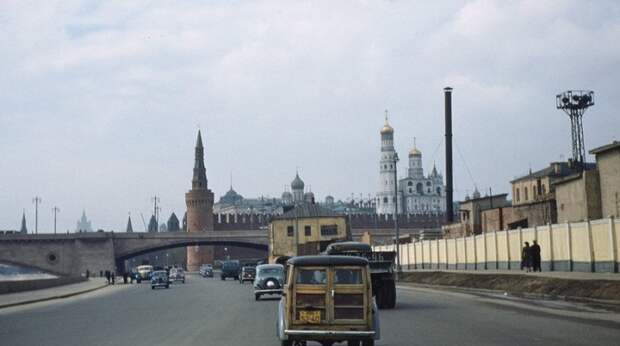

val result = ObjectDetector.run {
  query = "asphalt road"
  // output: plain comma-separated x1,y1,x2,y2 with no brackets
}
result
1,275,619,346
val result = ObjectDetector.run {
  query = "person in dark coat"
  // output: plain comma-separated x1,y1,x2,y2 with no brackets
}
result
531,240,541,272
105,270,111,284
521,242,532,272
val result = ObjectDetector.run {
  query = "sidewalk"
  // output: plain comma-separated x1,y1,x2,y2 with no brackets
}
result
0,278,108,309
401,269,620,281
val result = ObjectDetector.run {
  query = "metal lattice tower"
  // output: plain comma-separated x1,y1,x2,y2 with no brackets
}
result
556,90,594,164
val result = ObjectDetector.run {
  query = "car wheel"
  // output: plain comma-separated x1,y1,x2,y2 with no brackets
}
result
151,286,155,289
280,340,292,346
221,276,225,281
347,341,361,346
362,339,374,346
255,293,260,301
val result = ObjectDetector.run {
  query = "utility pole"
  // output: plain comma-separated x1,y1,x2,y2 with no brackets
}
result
32,196,42,234
393,152,401,277
52,206,60,234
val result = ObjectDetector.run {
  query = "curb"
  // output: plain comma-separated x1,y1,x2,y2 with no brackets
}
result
397,282,620,311
0,282,109,310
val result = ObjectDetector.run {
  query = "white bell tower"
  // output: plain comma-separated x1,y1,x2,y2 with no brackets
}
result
376,111,397,215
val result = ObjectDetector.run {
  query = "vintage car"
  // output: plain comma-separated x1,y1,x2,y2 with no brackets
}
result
200,264,214,278
220,260,241,280
150,270,170,289
239,266,256,284
253,264,284,300
169,268,185,283
135,265,153,283
277,256,380,346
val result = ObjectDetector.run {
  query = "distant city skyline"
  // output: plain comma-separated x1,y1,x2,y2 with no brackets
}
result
2,1,620,232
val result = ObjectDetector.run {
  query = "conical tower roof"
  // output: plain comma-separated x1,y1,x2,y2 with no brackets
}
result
20,210,27,234
126,215,134,233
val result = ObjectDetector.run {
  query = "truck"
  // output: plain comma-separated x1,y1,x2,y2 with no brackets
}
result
324,241,397,309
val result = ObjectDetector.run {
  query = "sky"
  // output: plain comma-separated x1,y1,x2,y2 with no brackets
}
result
1,0,619,233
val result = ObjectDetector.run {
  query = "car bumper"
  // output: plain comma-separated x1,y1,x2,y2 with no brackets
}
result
254,289,283,294
284,329,375,338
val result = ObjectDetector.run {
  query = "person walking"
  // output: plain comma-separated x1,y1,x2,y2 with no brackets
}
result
521,242,532,272
111,271,115,285
531,240,541,272
105,270,111,284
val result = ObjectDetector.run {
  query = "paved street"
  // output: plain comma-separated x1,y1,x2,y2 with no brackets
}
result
1,275,619,346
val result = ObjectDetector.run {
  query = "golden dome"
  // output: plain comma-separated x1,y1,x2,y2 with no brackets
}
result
409,147,421,156
380,113,393,134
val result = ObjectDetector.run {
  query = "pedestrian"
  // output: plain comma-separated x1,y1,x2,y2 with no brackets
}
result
86,269,90,279
111,271,115,285
531,240,542,272
105,270,111,284
123,272,128,284
99,270,103,278
521,242,532,272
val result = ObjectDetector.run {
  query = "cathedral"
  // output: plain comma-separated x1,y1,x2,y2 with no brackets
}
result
376,114,446,215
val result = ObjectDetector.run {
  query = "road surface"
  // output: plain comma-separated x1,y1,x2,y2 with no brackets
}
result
1,275,618,346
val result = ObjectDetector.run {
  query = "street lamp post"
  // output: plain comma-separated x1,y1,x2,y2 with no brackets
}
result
393,152,401,278
52,206,60,234
33,196,42,234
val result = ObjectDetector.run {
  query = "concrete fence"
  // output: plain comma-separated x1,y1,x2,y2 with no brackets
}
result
374,217,620,273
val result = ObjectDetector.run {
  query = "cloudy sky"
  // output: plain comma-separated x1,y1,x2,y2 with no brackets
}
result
1,0,619,232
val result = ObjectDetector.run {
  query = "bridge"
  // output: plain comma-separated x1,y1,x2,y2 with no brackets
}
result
0,231,268,277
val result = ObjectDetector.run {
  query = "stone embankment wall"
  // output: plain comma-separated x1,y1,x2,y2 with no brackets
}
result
0,276,86,295
375,217,620,273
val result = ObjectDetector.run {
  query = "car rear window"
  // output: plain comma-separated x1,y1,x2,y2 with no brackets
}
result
296,269,326,284
334,269,362,284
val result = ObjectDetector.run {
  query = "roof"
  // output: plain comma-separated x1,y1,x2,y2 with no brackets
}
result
325,242,372,254
273,203,341,220
510,162,596,183
291,173,304,189
287,255,369,267
590,141,620,155
257,264,284,270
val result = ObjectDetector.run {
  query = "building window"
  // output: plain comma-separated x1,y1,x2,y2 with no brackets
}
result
416,183,423,194
320,225,338,236
516,188,520,202
436,187,441,195
304,225,311,236
287,226,294,237
383,197,388,203
409,188,412,194
426,181,431,186
408,181,413,186
524,187,528,201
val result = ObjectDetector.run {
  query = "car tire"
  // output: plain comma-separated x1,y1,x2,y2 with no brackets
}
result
151,286,155,289
255,293,260,301
347,341,361,346
280,340,292,346
362,339,374,346
221,276,225,281
166,284,169,289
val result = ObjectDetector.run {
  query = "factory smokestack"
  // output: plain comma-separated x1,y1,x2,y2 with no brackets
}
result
444,87,454,223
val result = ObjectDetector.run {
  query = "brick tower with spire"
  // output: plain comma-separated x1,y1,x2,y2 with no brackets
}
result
185,130,215,271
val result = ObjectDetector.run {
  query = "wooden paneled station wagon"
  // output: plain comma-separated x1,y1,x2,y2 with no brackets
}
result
277,256,380,346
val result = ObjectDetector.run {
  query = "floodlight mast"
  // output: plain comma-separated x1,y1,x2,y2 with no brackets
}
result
556,90,594,166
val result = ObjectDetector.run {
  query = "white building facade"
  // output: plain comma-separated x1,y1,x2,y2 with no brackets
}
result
376,115,446,215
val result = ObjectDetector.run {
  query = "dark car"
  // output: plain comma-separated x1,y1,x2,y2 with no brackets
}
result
238,266,256,284
220,260,240,280
253,264,284,300
150,270,170,289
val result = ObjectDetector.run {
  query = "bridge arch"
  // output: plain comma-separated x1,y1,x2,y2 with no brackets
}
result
115,240,268,267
